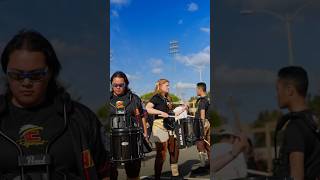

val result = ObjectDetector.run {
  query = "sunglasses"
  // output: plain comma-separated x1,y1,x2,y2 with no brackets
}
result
7,67,49,82
112,83,126,88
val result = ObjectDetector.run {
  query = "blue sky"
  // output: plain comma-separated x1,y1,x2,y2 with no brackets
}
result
0,0,107,112
213,0,320,123
110,0,210,101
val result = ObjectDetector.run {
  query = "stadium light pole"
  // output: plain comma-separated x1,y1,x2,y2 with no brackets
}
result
240,0,314,65
169,40,179,72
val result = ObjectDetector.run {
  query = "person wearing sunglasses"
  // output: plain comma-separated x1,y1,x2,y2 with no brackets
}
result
0,30,110,180
109,71,148,180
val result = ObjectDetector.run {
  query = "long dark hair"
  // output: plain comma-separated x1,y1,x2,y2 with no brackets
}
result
110,71,130,94
1,29,64,98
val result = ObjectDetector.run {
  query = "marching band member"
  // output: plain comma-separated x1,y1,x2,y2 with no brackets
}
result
146,79,186,180
194,82,211,172
0,30,110,180
109,71,148,180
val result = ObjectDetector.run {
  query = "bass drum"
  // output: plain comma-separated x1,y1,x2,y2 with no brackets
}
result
110,128,144,162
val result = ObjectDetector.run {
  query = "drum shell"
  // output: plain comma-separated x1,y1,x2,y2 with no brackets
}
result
180,117,197,146
110,128,144,162
193,118,204,140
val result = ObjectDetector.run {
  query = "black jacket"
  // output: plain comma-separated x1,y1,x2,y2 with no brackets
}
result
0,92,111,180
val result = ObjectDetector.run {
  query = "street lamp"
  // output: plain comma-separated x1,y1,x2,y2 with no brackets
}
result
240,0,315,65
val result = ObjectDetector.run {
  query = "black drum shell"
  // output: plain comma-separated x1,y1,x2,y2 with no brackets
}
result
193,118,204,140
180,117,197,146
110,128,144,162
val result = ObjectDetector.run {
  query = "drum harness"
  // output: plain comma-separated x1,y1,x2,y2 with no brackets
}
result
0,97,70,180
109,92,149,162
109,92,142,128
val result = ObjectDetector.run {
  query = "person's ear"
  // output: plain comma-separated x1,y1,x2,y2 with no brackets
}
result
287,84,295,97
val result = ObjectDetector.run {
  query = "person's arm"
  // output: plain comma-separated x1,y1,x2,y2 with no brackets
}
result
146,102,169,118
198,99,206,120
289,152,304,180
142,117,148,138
284,122,305,180
211,133,248,173
200,109,205,120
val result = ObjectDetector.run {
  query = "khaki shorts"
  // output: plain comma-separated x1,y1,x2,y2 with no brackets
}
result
150,119,176,143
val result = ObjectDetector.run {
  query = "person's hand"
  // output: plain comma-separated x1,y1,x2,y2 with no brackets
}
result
184,104,189,110
159,112,169,118
231,133,248,157
143,133,148,140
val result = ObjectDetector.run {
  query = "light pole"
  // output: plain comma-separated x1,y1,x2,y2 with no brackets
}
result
240,0,315,65
169,40,179,72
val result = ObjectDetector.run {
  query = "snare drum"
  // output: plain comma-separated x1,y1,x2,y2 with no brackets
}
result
110,128,144,162
180,117,197,146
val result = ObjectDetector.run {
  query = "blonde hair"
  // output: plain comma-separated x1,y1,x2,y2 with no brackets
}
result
153,79,169,96
153,79,173,109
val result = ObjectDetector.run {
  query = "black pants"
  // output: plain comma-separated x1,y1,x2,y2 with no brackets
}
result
110,160,141,179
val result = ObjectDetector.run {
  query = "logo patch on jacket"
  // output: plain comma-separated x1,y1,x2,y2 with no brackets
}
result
17,124,47,148
82,149,94,169
116,101,124,109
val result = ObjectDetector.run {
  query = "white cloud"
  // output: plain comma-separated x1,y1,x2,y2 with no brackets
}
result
187,2,199,12
215,65,276,86
111,10,119,17
175,82,196,89
111,0,130,6
152,68,163,74
178,19,183,25
200,27,210,33
175,46,210,70
149,58,164,74
126,73,140,80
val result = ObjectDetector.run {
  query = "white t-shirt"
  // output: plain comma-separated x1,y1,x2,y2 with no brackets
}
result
210,142,247,180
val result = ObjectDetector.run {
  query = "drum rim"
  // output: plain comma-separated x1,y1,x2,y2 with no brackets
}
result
111,127,143,132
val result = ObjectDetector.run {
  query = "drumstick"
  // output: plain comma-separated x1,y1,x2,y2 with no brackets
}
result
246,169,272,177
203,139,210,146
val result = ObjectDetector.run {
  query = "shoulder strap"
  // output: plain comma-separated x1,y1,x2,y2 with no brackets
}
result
292,112,320,141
